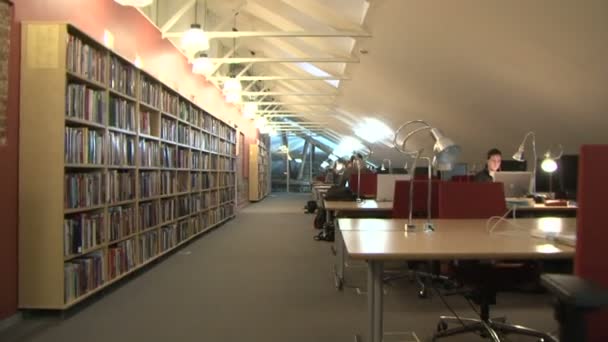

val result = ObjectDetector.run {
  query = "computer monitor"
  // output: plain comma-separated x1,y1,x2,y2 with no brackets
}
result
494,171,532,198
376,174,412,202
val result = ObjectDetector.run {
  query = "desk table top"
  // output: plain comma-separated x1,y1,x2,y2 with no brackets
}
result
324,200,393,211
341,217,576,261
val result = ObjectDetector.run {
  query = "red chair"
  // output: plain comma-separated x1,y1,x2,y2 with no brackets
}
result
432,182,553,341
348,173,377,198
437,182,507,218
392,180,440,219
575,145,608,341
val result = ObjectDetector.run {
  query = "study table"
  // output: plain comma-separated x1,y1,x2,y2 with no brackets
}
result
339,217,576,342
324,199,393,286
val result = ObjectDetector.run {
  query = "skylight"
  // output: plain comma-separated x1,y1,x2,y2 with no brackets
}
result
296,62,339,88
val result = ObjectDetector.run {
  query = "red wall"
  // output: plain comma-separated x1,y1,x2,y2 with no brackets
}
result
0,0,18,320
0,0,256,319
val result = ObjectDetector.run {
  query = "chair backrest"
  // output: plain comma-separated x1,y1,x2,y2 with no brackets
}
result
392,180,440,219
349,172,377,198
437,182,507,219
575,145,608,341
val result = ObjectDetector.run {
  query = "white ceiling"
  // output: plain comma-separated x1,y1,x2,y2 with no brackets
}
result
137,0,608,165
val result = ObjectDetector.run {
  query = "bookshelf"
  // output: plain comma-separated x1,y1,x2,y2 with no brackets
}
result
248,139,270,201
18,23,237,309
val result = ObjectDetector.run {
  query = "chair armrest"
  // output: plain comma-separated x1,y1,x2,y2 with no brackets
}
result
541,274,608,309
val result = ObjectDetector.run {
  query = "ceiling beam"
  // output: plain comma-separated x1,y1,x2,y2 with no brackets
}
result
253,102,334,106
280,0,366,32
159,0,195,35
209,75,350,81
208,57,358,64
242,92,337,96
162,30,371,39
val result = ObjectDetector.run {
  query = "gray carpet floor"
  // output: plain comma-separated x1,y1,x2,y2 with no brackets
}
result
1,193,557,342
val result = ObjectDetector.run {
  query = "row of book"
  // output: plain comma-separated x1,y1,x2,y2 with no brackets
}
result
140,75,161,108
219,141,236,156
140,139,160,167
64,212,105,256
178,124,189,145
108,239,136,280
65,172,104,209
108,170,135,203
220,188,235,203
140,111,153,136
109,56,136,98
64,251,104,302
109,205,136,242
139,230,159,263
161,117,177,141
66,84,106,124
108,96,136,131
108,132,136,166
219,173,235,186
161,89,179,115
67,34,105,84
139,201,159,230
219,156,236,171
140,171,160,198
65,127,104,165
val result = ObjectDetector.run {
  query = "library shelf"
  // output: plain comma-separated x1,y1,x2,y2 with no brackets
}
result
19,22,237,310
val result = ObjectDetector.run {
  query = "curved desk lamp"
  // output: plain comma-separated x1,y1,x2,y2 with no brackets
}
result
512,131,537,194
354,144,373,202
393,120,461,231
541,144,563,197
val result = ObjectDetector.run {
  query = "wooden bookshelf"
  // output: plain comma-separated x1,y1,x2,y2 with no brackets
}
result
248,139,270,201
18,22,237,309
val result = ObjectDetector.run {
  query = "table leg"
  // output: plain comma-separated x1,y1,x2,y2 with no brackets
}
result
335,226,344,289
368,260,384,342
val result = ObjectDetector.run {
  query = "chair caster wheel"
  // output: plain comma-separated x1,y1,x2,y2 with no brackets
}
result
418,289,427,298
437,320,448,332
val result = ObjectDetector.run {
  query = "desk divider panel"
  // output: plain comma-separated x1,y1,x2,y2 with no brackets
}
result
437,182,507,219
575,145,608,341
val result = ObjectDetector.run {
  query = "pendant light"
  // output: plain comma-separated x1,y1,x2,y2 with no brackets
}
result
182,0,209,59
192,1,213,76
114,0,153,7
223,12,242,103
243,102,258,119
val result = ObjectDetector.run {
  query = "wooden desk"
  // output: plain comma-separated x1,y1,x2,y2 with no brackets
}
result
340,217,576,342
325,200,393,289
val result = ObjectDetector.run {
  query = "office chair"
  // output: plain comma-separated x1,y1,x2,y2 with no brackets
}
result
433,182,555,341
387,180,451,298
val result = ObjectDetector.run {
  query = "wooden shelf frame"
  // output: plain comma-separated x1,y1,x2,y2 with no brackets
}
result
19,22,238,309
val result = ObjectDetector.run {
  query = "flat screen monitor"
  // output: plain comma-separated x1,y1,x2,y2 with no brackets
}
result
494,171,532,198
376,174,412,202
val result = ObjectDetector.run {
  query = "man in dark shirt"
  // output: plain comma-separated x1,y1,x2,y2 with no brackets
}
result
474,148,502,182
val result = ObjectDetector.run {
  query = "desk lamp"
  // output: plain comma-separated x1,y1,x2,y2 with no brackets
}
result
512,131,537,194
354,144,373,203
541,144,563,197
380,159,392,173
394,120,461,231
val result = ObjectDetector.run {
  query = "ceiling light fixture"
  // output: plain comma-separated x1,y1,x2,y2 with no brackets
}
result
182,0,209,60
223,11,241,103
243,102,258,119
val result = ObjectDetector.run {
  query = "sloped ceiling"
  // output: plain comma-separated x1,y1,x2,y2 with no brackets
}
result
136,0,608,165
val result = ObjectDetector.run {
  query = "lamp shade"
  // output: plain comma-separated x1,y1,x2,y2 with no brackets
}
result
243,102,257,119
114,0,153,6
512,147,525,162
181,24,209,58
430,127,460,170
192,52,214,76
223,78,242,94
225,92,241,104
541,158,558,173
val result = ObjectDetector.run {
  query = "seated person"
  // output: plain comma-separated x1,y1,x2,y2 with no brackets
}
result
474,148,502,182
339,154,372,187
